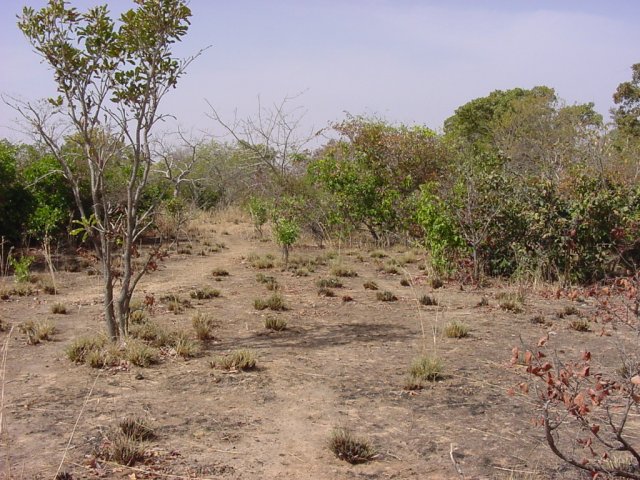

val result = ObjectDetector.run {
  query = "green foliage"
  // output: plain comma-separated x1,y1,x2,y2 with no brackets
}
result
247,196,270,235
309,115,448,240
273,217,299,264
415,182,465,273
9,255,34,283
0,141,35,243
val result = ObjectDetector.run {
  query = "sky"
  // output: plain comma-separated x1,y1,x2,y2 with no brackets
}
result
1,0,639,143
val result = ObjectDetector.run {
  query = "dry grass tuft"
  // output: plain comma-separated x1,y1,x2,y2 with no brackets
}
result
211,349,257,371
264,315,287,331
51,302,67,314
254,293,287,311
328,427,376,464
376,290,398,302
443,320,470,339
190,286,221,300
408,354,443,384
419,294,438,306
192,312,217,340
363,280,378,290
19,319,56,344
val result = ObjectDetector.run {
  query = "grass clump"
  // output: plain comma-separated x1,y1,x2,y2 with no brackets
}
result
264,315,287,331
247,252,275,269
328,427,376,464
316,277,343,288
557,305,580,318
400,278,410,287
256,273,279,291
382,263,399,275
211,349,257,371
430,277,444,289
569,318,591,332
190,286,221,300
19,319,56,344
376,290,398,302
254,293,287,311
125,340,158,367
118,417,155,442
369,250,387,259
171,330,200,358
318,287,336,297
66,335,108,364
129,309,147,325
499,300,524,314
51,302,67,314
408,354,443,384
0,318,10,332
443,320,470,339
107,433,145,466
330,265,358,277
363,280,378,290
161,294,191,314
419,294,438,306
211,267,229,277
192,312,217,340
129,321,171,347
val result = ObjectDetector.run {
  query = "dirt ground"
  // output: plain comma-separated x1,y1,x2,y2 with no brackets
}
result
1,211,638,479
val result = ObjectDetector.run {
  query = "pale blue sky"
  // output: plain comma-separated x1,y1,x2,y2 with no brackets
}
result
1,1,639,142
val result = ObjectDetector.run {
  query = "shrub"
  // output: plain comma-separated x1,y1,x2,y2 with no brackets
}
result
363,280,378,290
190,287,221,300
9,255,34,283
51,302,67,314
264,315,287,331
19,319,55,344
318,287,336,297
376,291,398,302
409,354,443,382
557,305,580,318
328,427,376,464
192,312,217,340
316,277,343,288
419,294,438,306
211,349,256,371
274,217,300,266
443,321,469,338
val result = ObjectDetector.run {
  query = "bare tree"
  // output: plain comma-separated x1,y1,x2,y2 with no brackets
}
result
206,94,322,192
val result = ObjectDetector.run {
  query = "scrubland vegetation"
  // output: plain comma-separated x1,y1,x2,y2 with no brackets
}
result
1,0,639,478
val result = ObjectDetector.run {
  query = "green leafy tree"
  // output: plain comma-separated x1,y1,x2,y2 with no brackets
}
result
0,141,34,244
13,0,198,341
310,116,447,241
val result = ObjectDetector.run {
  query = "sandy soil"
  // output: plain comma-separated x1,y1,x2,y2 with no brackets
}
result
0,214,637,479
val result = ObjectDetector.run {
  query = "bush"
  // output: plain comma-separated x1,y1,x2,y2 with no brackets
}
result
327,427,376,464
317,287,336,297
247,253,275,269
211,268,229,277
330,265,358,277
363,280,378,290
